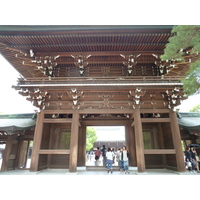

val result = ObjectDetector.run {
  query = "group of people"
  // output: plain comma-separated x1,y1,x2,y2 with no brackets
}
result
95,145,130,174
184,146,200,173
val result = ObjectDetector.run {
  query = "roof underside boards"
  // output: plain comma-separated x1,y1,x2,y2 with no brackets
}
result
0,25,176,78
178,112,200,129
0,113,36,132
0,25,197,79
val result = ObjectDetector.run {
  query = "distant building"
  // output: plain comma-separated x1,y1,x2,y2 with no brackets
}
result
93,140,125,151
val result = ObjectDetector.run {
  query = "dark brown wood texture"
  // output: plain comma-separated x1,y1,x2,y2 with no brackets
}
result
0,26,189,172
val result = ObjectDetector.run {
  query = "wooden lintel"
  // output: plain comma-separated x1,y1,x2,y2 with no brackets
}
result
79,108,134,114
144,149,176,154
47,60,157,65
82,119,130,126
43,118,72,123
43,110,74,114
35,51,163,57
39,149,70,154
140,109,170,113
141,118,170,123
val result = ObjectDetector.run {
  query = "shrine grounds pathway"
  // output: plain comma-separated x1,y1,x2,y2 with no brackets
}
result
1,168,200,175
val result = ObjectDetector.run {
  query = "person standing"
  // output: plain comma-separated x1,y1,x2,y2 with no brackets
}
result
106,147,115,174
101,145,107,167
190,147,199,173
122,146,130,174
95,147,101,166
185,147,194,172
117,148,124,172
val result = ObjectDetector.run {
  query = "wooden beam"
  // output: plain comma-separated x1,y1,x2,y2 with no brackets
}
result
69,110,80,172
77,125,86,166
43,118,72,123
169,110,186,172
43,110,74,114
1,135,14,172
79,108,135,114
82,119,130,126
158,123,167,167
134,109,146,172
50,60,157,65
140,109,170,113
30,111,44,172
144,149,176,154
141,118,170,123
39,149,70,154
35,51,164,57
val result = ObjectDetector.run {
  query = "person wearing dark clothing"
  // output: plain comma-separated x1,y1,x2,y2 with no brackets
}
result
185,147,196,173
101,145,107,167
190,147,199,173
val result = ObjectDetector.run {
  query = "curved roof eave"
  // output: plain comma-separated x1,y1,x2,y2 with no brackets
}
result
0,25,174,32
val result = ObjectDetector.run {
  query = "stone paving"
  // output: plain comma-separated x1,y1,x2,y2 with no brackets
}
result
0,168,200,175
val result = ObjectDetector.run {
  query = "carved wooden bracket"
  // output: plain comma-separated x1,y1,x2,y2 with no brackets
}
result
128,88,146,109
71,54,91,76
30,52,59,77
67,88,84,109
120,54,141,75
165,87,187,109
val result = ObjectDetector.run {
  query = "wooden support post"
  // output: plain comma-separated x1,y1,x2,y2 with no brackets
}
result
1,135,14,172
158,123,167,167
134,109,146,172
125,123,136,166
78,125,86,167
47,123,54,168
30,111,44,172
69,109,79,172
169,110,186,172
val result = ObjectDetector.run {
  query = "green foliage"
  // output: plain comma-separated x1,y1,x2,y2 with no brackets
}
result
161,25,200,95
181,59,200,95
86,127,98,151
161,25,200,61
190,104,200,112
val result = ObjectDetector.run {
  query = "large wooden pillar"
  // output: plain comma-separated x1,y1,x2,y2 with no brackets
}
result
134,109,146,172
169,110,186,172
125,123,136,166
158,123,167,167
78,124,86,167
30,111,44,172
1,135,14,172
69,109,79,172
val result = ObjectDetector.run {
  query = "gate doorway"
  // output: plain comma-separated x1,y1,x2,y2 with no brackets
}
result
85,126,125,167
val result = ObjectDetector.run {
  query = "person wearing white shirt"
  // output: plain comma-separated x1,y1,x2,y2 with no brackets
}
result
106,147,114,174
122,146,130,174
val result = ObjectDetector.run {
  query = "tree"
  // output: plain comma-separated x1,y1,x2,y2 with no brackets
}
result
190,104,200,112
86,127,98,151
161,25,200,95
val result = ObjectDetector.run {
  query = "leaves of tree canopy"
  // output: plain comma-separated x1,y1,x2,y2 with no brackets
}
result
86,127,97,151
161,25,200,95
190,104,200,112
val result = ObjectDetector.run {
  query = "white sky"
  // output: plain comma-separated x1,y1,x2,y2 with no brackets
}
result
92,126,125,141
